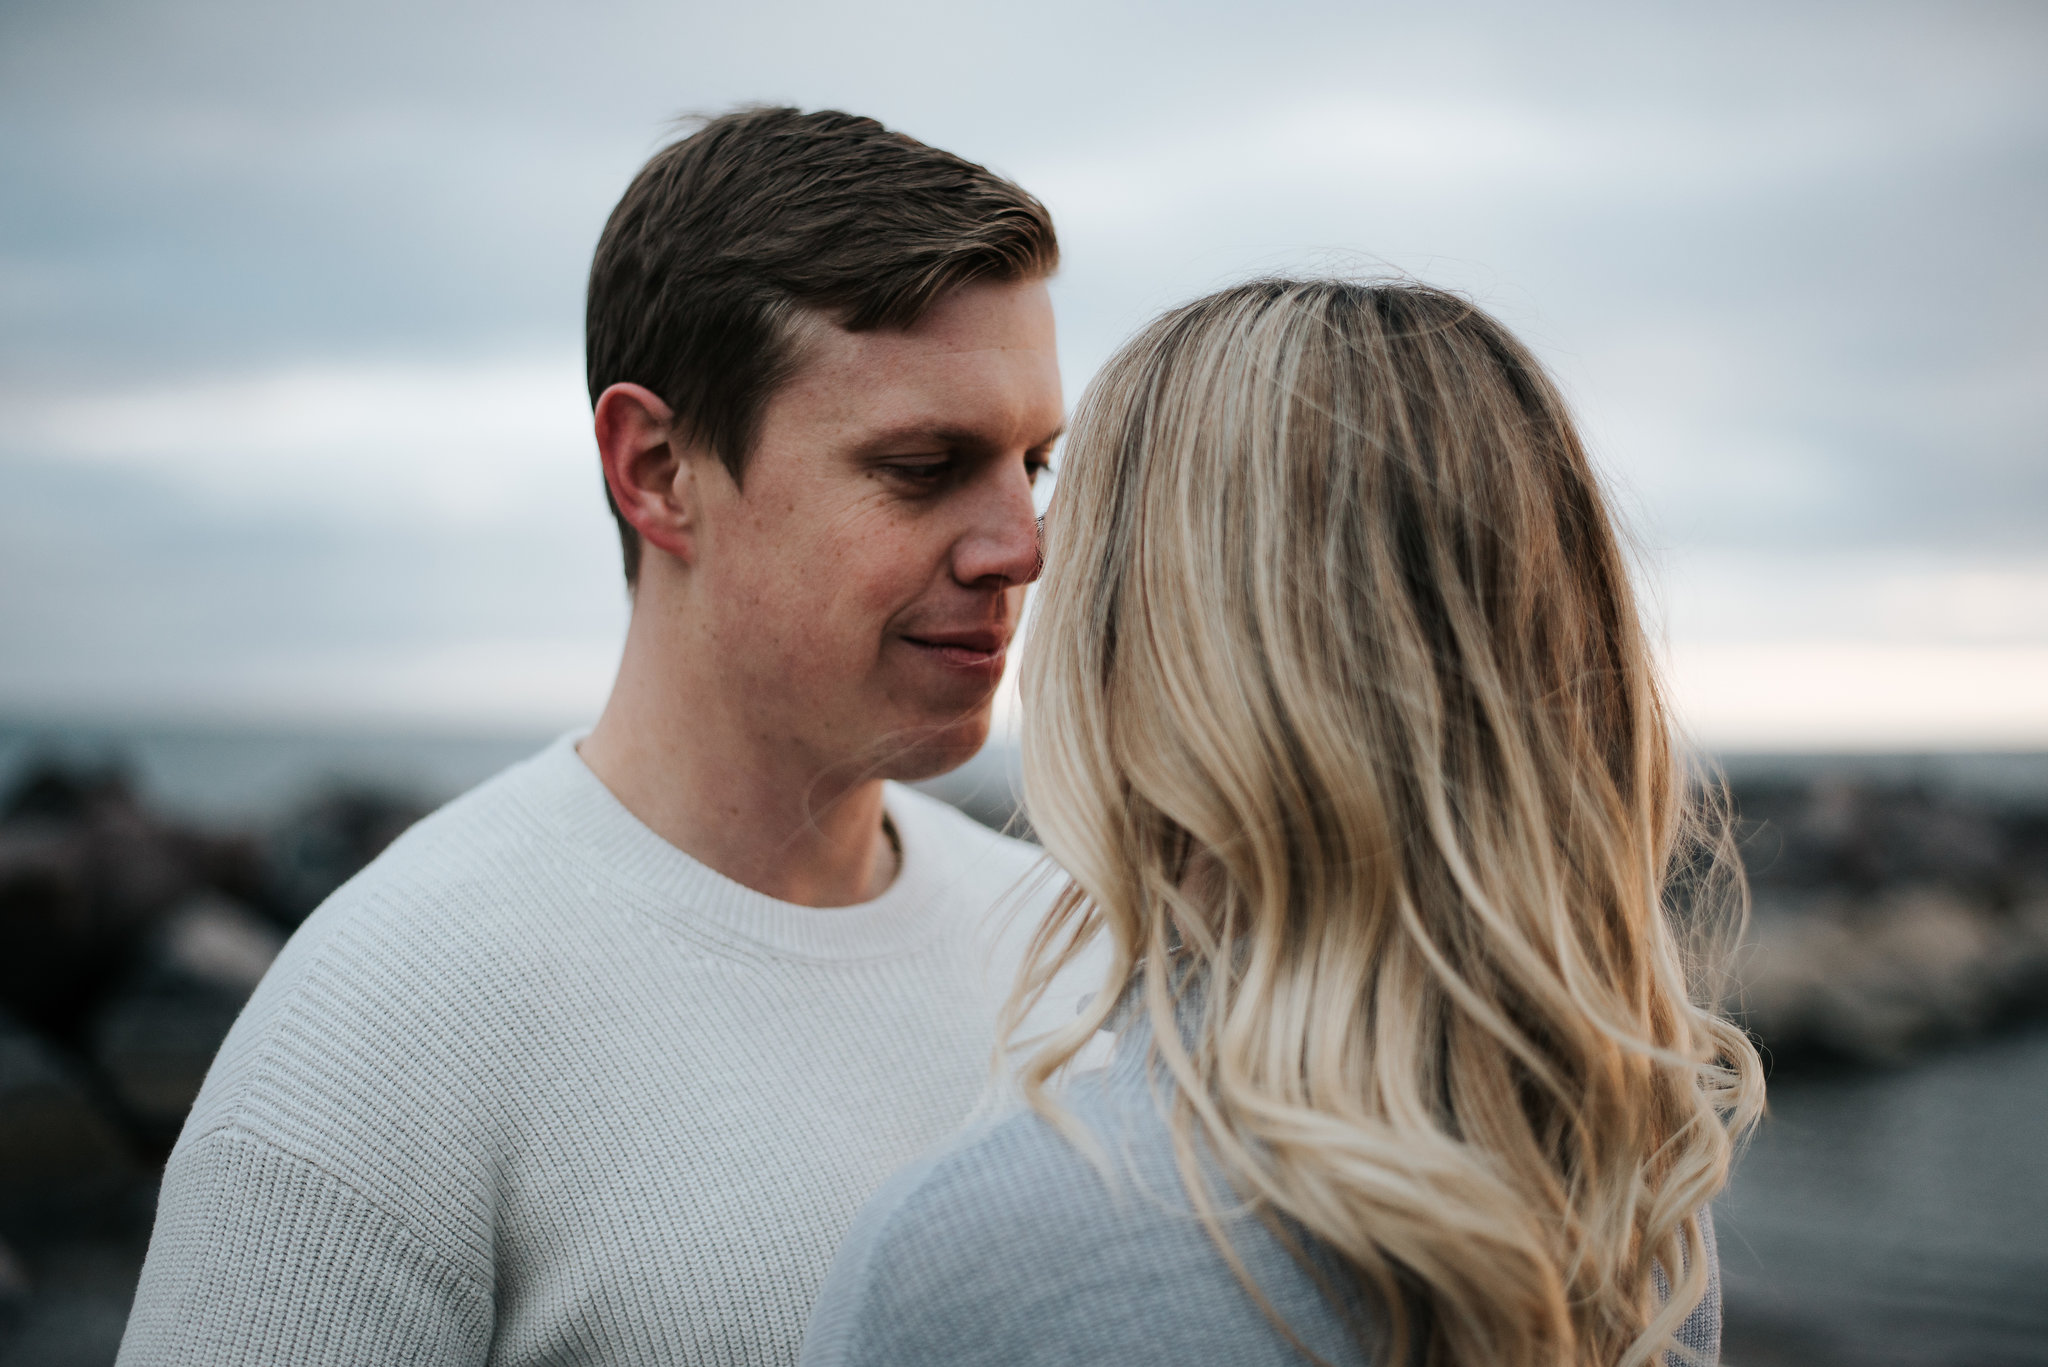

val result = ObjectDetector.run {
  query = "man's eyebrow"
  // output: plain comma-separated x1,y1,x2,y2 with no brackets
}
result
855,421,1067,453
853,423,986,453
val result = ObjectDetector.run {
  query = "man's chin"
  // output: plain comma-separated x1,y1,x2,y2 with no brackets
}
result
860,709,994,784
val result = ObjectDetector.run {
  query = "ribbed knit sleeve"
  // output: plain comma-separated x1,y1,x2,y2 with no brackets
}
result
118,1127,492,1366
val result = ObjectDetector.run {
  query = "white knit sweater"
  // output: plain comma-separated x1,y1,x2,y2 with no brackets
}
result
117,735,1078,1366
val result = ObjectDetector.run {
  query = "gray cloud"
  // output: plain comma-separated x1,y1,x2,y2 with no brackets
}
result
0,449,625,722
2,0,2044,728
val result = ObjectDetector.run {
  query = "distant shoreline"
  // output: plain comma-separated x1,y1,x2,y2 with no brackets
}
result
6,713,2046,827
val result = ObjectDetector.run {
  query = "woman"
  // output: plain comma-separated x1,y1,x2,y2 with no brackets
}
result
800,280,1764,1367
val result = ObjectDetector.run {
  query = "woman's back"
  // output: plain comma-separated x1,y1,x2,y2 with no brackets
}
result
803,1026,1722,1367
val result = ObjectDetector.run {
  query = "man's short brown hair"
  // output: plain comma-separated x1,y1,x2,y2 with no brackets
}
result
585,106,1060,583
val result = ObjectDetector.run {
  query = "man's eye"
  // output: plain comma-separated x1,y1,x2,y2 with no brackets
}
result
883,458,951,482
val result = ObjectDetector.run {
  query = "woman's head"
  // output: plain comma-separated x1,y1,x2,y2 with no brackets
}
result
1014,279,1760,1367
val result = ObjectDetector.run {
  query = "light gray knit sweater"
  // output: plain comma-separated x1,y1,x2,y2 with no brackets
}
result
118,735,1065,1366
803,1020,1722,1366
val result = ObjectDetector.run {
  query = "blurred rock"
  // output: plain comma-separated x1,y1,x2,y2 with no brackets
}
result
0,828,97,1037
1736,777,2019,899
0,1229,149,1367
153,891,284,996
91,895,283,1150
4,765,197,924
0,1023,137,1246
0,761,259,1043
0,1236,25,1337
0,758,426,1364
263,786,428,924
1729,772,2048,1068
1745,892,2006,1062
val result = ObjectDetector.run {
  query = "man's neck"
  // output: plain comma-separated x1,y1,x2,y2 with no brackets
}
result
578,621,900,909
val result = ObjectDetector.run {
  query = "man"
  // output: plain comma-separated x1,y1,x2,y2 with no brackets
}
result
119,107,1071,1365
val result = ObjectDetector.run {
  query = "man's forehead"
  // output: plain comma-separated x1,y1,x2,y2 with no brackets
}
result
771,291,1062,442
811,327,1052,380
793,276,1052,356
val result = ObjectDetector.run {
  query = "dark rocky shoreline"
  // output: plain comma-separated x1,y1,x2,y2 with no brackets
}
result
0,761,429,1362
1,750,2043,1364
1729,772,2048,1068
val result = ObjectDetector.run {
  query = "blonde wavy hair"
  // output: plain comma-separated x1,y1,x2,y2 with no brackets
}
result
1006,279,1764,1367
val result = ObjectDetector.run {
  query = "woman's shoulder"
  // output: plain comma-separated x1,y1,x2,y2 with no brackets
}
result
801,1064,1373,1367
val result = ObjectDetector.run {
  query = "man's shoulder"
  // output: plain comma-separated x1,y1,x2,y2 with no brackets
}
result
275,736,630,965
174,743,598,1154
342,739,577,902
130,752,585,1325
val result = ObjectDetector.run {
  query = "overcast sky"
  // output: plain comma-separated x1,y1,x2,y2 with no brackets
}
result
2,0,2043,747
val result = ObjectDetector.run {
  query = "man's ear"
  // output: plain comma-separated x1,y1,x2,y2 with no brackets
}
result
595,383,702,566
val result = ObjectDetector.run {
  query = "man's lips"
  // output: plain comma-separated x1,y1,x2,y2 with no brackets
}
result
899,629,1008,673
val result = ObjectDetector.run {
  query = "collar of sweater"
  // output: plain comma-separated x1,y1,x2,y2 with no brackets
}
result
516,733,981,962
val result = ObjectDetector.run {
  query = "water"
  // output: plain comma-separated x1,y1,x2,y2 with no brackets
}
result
0,717,558,827
0,717,1030,834
1719,1027,2048,1366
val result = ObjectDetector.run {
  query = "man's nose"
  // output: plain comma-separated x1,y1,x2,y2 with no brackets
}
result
953,463,1043,588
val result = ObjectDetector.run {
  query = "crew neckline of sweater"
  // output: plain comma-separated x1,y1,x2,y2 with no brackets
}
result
518,732,966,962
